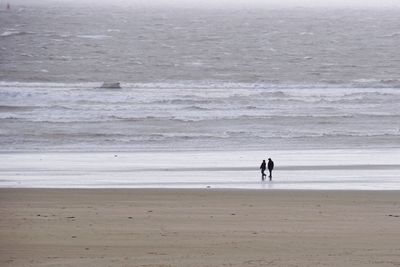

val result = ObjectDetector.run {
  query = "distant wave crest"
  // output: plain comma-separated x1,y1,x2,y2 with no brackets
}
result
0,31,33,37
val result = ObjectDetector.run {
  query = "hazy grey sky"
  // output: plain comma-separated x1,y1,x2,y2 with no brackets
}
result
10,0,400,8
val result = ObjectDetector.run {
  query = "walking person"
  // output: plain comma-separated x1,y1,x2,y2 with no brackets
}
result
260,160,266,181
268,158,274,181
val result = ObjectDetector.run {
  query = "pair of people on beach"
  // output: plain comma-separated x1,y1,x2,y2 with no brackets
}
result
260,158,274,181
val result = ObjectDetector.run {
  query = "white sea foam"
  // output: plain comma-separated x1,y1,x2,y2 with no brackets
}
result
1,82,399,151
76,34,112,39
0,30,30,37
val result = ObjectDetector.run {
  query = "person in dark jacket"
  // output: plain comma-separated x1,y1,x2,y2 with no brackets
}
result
268,158,274,181
260,160,266,181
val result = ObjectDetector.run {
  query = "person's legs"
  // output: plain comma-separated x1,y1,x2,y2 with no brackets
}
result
261,170,265,181
269,169,272,180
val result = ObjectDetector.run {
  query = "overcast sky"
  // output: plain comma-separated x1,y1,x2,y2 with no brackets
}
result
9,0,400,8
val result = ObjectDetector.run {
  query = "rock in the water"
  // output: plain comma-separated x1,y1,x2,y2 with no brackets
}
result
100,82,121,89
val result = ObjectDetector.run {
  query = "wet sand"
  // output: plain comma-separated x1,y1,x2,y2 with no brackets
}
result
1,189,399,266
2,150,400,190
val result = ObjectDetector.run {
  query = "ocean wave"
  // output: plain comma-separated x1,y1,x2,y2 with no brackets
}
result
245,106,258,110
317,96,400,105
241,91,290,98
4,131,399,144
3,132,230,141
2,81,400,91
381,32,400,38
76,34,112,39
183,105,210,111
291,133,400,139
350,79,400,88
8,113,398,124
0,81,99,89
6,115,174,123
326,92,400,104
157,133,229,139
299,31,314,35
149,99,214,105
0,31,33,37
342,91,398,97
0,105,37,112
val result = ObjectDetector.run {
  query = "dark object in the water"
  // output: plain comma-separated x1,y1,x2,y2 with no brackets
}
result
100,82,121,89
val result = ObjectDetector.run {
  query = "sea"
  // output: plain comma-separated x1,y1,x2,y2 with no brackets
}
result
1,5,400,189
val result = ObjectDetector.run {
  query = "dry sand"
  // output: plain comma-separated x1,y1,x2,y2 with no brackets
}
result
0,189,399,267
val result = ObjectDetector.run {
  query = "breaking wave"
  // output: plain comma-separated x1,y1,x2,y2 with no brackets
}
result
1,81,400,151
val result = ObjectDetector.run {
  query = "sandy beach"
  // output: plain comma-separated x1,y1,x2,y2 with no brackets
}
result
1,189,399,267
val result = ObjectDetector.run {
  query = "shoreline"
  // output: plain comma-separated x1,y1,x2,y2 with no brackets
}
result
1,189,399,267
2,146,400,153
2,149,400,190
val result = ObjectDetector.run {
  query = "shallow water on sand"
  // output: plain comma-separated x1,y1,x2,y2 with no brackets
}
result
1,148,400,190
